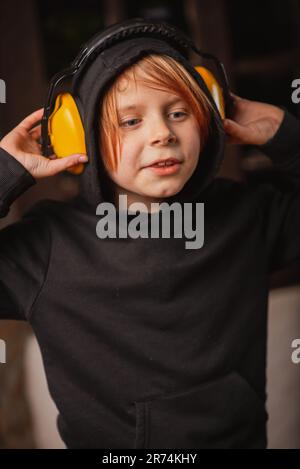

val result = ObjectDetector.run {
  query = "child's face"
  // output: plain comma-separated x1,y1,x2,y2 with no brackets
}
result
104,72,202,208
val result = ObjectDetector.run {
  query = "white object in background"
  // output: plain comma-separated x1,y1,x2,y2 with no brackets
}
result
24,333,65,449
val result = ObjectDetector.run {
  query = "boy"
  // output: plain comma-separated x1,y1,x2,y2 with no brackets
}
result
0,22,299,449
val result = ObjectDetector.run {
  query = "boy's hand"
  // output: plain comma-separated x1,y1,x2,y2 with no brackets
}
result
223,94,284,146
0,108,88,179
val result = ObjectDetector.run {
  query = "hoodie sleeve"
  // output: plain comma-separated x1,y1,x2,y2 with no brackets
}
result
255,110,300,271
0,148,51,320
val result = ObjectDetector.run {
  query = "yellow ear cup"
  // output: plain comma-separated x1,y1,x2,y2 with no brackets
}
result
194,66,225,119
48,93,87,175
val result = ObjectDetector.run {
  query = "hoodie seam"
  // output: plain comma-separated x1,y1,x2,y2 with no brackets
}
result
27,217,53,322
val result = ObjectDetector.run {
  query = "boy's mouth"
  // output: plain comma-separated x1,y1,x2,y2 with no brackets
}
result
143,157,181,168
144,159,182,175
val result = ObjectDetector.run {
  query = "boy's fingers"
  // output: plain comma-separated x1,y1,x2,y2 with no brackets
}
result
30,124,41,141
29,122,41,132
229,93,250,112
18,108,44,131
224,119,256,144
224,119,246,140
230,92,247,103
45,154,88,176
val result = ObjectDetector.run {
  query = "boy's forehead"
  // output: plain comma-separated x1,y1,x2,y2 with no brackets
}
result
117,94,186,113
116,81,186,112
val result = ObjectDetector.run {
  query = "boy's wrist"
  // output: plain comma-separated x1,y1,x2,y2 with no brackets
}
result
0,148,36,216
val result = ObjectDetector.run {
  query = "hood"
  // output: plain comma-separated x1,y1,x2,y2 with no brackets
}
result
71,35,225,209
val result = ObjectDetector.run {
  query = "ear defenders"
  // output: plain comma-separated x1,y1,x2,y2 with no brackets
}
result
41,17,233,175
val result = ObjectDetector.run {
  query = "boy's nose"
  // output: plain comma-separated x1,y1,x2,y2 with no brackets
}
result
151,123,177,146
152,132,176,146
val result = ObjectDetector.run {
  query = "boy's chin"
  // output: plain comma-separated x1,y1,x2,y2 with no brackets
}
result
148,185,185,200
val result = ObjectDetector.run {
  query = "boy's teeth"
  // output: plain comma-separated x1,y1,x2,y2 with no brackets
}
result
155,161,174,167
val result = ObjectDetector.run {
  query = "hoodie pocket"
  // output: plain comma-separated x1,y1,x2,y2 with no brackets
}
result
134,372,268,449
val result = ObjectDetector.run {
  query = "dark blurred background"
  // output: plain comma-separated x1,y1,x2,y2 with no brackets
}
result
0,0,300,448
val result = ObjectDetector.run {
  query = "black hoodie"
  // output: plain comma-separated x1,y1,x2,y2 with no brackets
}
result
0,32,300,449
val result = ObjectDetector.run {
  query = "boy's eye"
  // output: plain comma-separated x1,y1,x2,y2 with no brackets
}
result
120,111,188,128
120,118,140,128
170,111,187,119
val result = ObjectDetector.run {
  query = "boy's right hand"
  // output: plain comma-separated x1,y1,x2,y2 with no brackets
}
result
0,108,88,179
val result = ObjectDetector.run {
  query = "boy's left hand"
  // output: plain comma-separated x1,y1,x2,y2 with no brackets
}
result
223,93,284,146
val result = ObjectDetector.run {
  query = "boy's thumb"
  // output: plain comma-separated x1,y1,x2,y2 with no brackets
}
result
48,153,88,175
